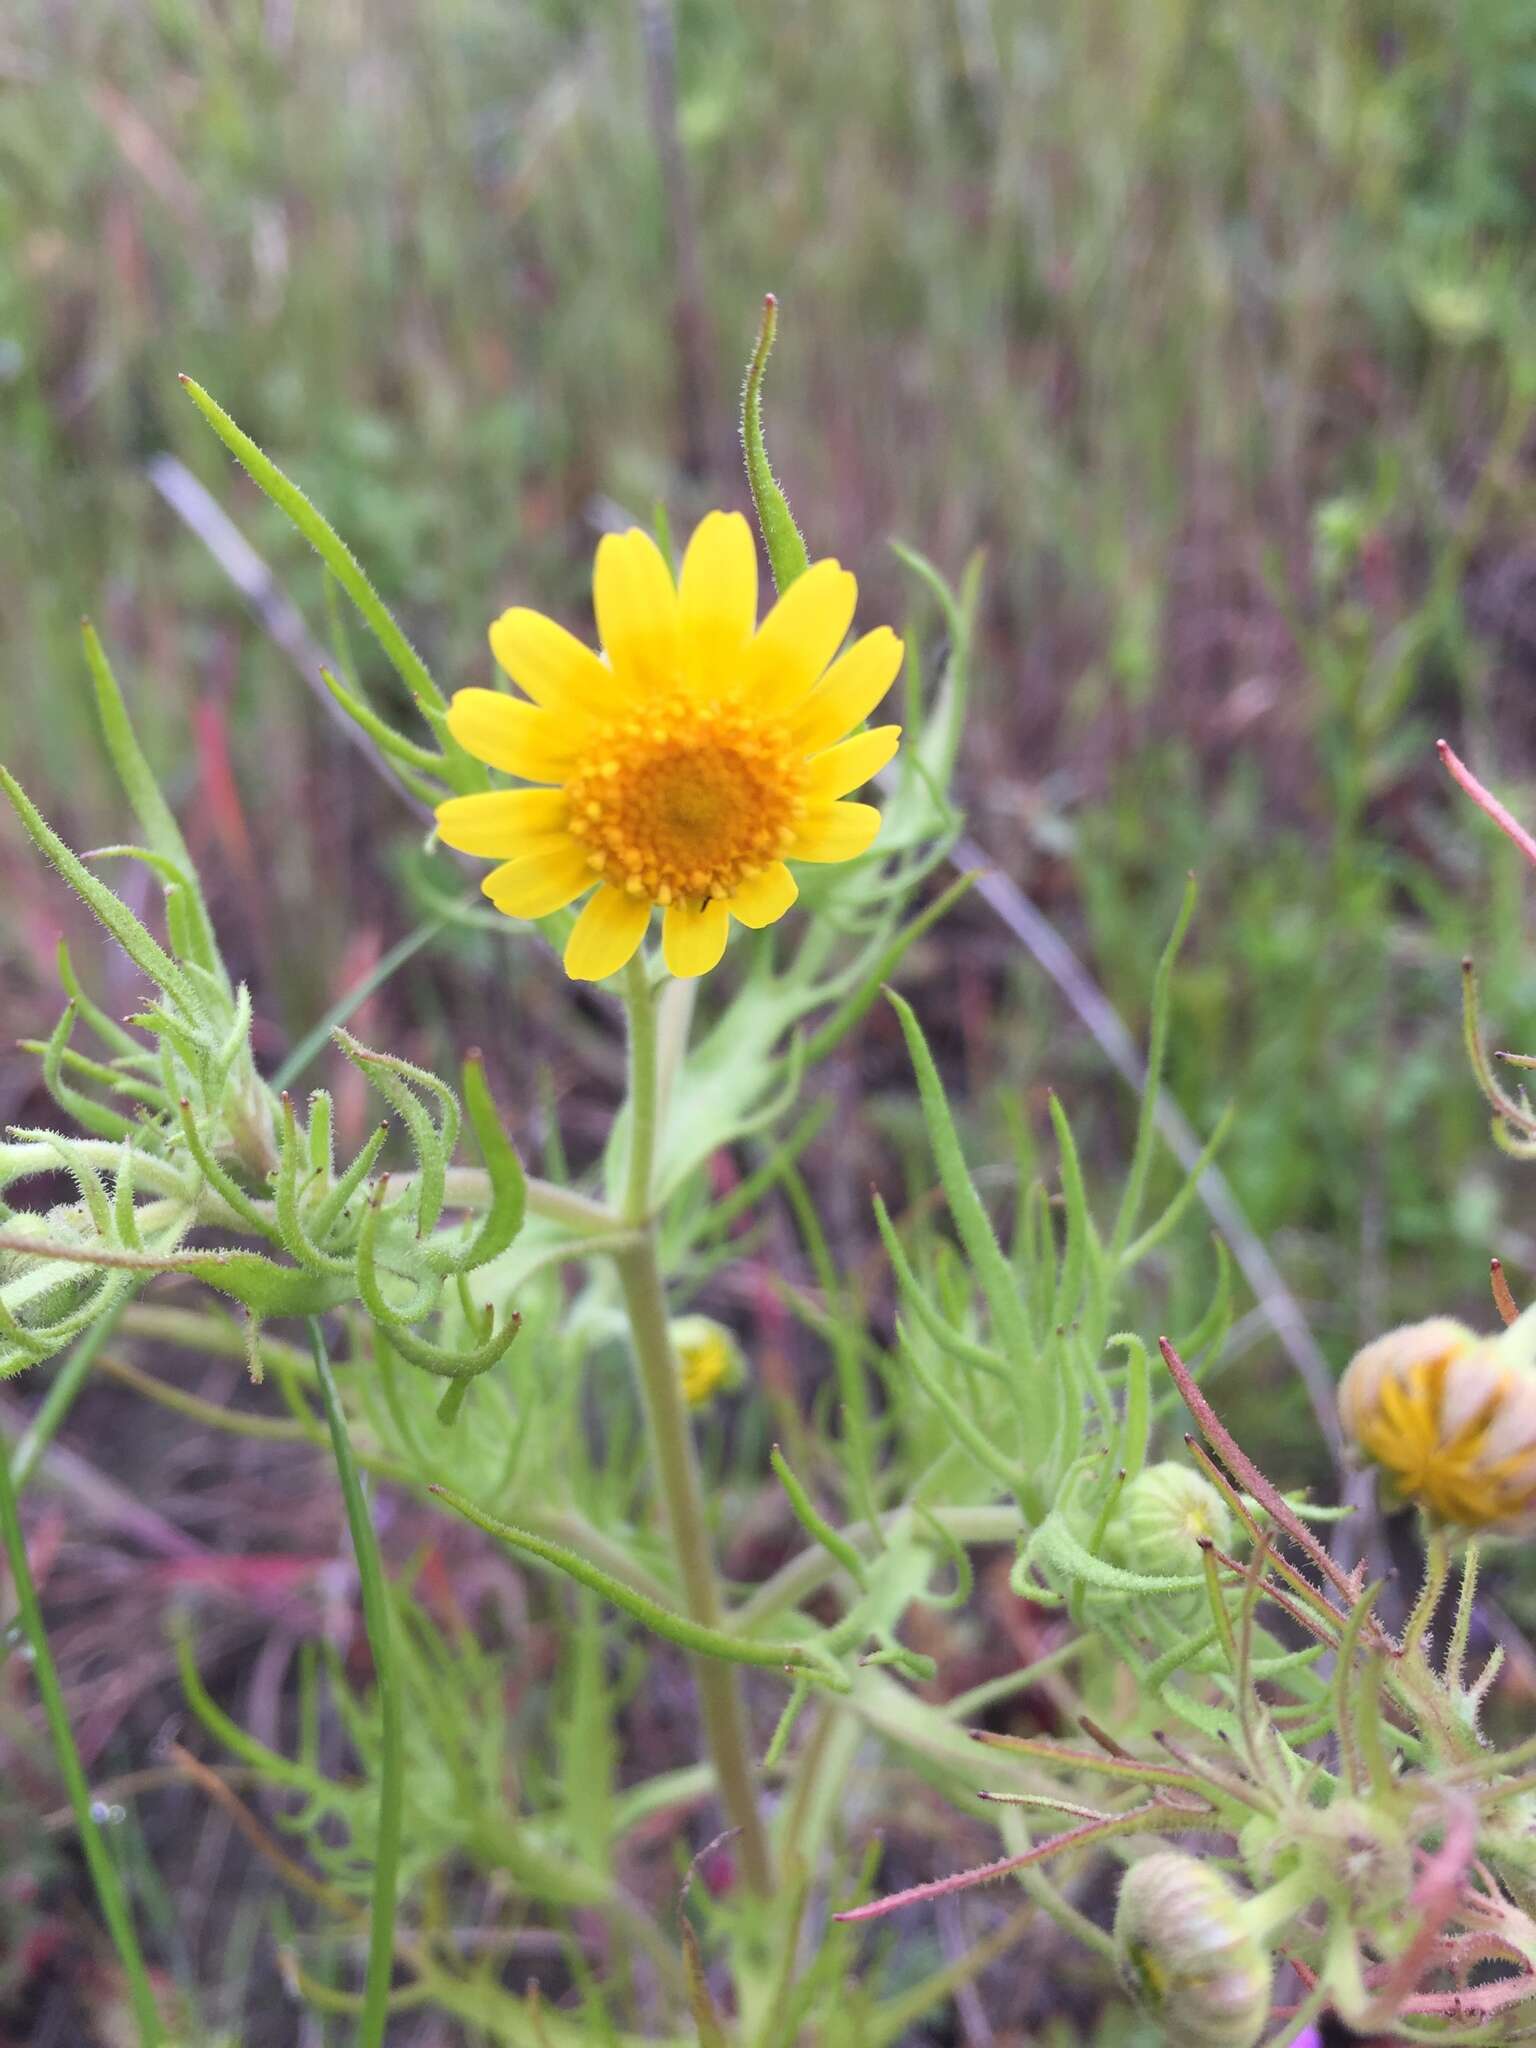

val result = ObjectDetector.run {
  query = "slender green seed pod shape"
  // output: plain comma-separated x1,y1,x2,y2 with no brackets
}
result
1114,1853,1272,2048
1108,1461,1234,1576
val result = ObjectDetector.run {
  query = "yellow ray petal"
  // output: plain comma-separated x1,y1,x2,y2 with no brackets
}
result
749,558,858,713
435,788,570,857
446,690,577,781
488,608,622,715
790,627,905,752
804,724,901,802
727,862,798,930
593,527,679,688
788,801,882,864
482,841,595,919
563,885,652,981
678,510,758,686
663,897,730,978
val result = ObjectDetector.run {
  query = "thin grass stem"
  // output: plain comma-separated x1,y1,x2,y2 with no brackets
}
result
310,1318,404,2048
0,1421,164,2043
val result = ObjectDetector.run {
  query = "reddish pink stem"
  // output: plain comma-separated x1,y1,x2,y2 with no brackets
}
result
1438,739,1536,871
1158,1339,1362,1611
1357,1794,1478,2030
832,1808,1154,1924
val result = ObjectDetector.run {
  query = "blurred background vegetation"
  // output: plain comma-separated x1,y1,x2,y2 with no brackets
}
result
7,0,1536,2036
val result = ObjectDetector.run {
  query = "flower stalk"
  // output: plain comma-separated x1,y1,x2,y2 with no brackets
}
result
612,959,773,1893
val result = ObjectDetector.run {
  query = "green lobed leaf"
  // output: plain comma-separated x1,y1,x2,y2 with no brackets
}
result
770,1445,869,1591
309,1122,390,1240
885,988,1054,1487
80,621,223,982
427,1052,527,1275
894,1322,1024,1497
0,768,198,1017
887,542,983,804
38,1005,141,1142
1027,1511,1207,1599
54,937,145,1063
354,1182,442,1327
273,1094,353,1275
321,666,449,775
1109,873,1198,1259
431,1486,850,1690
872,1193,1009,1381
739,294,810,594
335,1030,460,1235
175,1095,272,1236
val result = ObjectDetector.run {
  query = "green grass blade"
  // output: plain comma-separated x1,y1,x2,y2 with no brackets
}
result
178,376,446,714
884,988,1048,1466
1109,874,1197,1260
309,1320,404,2048
0,1432,165,2043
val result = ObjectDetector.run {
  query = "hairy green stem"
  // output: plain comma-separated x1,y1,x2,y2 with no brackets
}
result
1402,1527,1452,1664
621,956,662,1223
615,961,773,1893
184,1168,617,1240
310,1320,404,2047
0,1424,164,2043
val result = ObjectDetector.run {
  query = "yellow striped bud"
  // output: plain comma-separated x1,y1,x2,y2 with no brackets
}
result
1114,1853,1272,2048
1339,1315,1536,1532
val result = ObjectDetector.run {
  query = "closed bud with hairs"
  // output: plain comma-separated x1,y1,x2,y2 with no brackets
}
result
1114,1853,1272,2048
1108,1460,1233,1576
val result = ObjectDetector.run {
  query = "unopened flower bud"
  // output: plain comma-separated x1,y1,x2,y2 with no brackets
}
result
1108,1462,1233,1576
670,1316,743,1409
1339,1315,1536,1532
1309,1798,1412,1922
1114,1853,1272,2048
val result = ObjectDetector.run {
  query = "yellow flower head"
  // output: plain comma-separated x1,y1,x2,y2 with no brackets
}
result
1339,1315,1536,1532
436,514,903,981
671,1316,742,1409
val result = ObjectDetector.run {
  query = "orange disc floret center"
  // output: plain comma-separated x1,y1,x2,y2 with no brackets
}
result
564,694,806,906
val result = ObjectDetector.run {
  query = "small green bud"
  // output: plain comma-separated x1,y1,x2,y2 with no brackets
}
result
1108,1462,1233,1576
1313,1798,1413,1922
1406,269,1493,346
1114,1853,1272,2048
1253,1796,1411,1929
1313,494,1371,586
